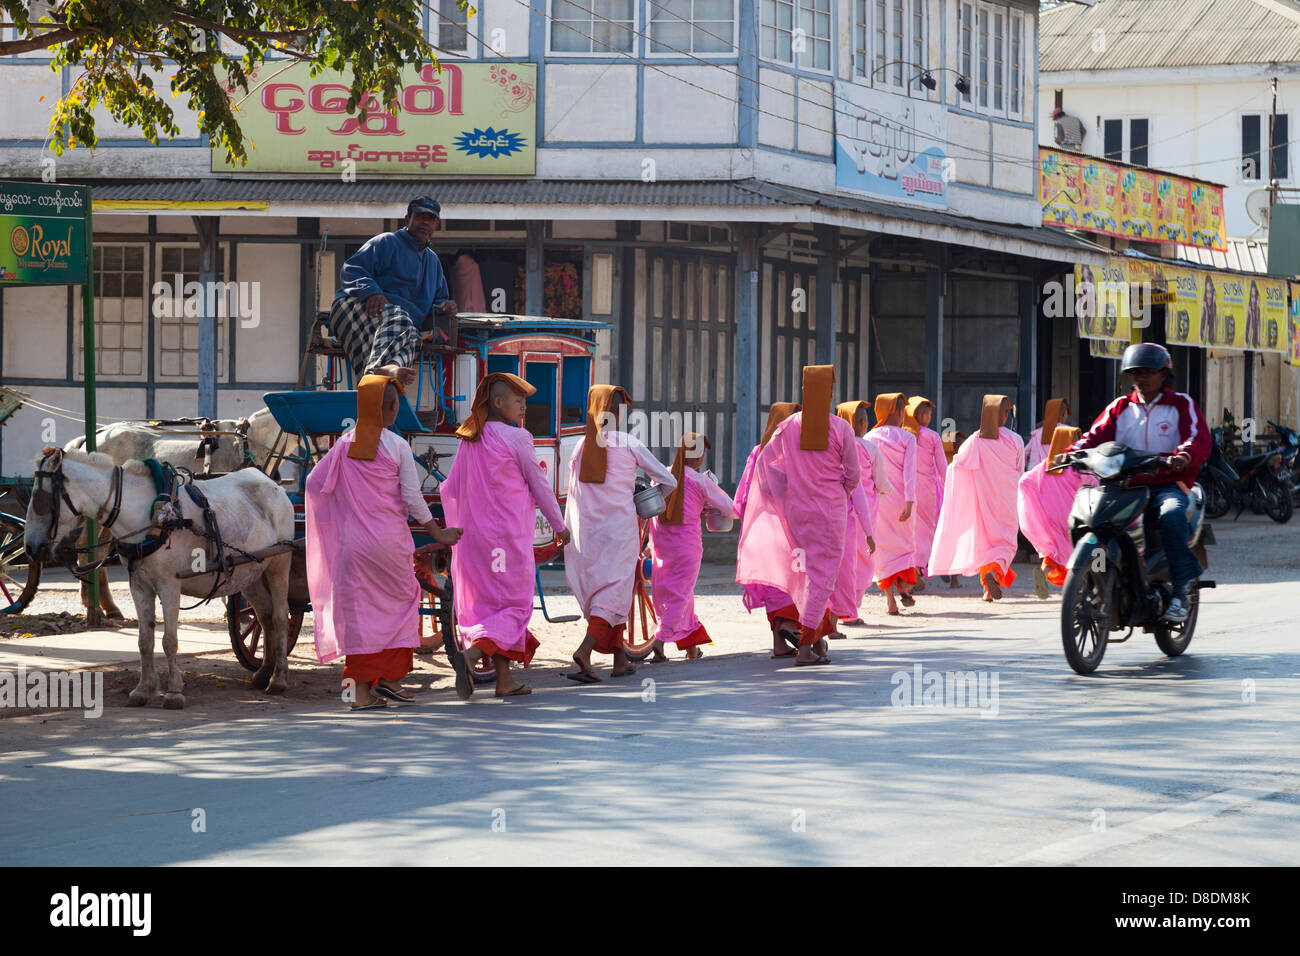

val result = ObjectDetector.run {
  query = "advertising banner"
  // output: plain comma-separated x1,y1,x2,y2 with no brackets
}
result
1290,283,1300,365
1164,266,1202,347
834,83,948,208
212,62,537,175
1075,259,1131,341
0,183,88,285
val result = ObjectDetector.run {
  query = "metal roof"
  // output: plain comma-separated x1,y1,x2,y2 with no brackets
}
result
1175,237,1272,272
1041,0,1300,72
83,177,1106,261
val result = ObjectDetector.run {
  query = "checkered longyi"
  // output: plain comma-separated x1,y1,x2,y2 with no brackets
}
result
328,296,423,379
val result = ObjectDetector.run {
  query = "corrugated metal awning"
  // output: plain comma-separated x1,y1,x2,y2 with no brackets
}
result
83,177,1109,265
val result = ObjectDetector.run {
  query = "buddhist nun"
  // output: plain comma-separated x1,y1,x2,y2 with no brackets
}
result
1025,398,1069,472
1017,425,1096,598
736,366,872,665
863,393,918,615
306,374,463,710
830,401,880,626
440,372,568,698
902,396,947,590
928,394,1025,601
648,432,738,661
564,385,677,682
735,402,805,657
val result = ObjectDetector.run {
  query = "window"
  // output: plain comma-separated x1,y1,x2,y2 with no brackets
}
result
854,0,869,77
431,0,469,54
561,356,590,425
761,0,829,71
649,0,735,55
156,245,229,382
861,0,927,92
1103,118,1151,166
1243,113,1290,180
963,2,1025,119
550,0,634,54
524,361,557,437
80,245,146,381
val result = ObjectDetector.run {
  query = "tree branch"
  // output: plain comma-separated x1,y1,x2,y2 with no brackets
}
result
0,25,95,55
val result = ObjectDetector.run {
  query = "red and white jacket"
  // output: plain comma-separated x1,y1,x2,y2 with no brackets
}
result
1069,386,1211,487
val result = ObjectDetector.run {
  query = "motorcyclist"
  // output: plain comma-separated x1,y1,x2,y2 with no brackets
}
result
1053,343,1211,623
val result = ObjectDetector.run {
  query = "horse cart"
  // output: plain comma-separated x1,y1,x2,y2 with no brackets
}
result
226,312,610,683
1,387,40,614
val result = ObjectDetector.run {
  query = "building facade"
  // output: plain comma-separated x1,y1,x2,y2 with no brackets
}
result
1,0,1103,481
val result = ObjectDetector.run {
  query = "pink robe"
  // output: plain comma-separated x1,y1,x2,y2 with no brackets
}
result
648,468,737,644
928,427,1025,576
912,427,947,572
440,420,565,656
449,253,487,314
1025,426,1049,471
735,444,796,615
564,432,676,627
831,440,876,618
862,425,917,582
306,431,431,662
735,413,871,629
1017,459,1097,568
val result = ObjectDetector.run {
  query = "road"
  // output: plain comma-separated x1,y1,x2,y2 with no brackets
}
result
2,512,1297,866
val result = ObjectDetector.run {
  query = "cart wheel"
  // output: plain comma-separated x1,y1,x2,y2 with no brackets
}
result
0,514,41,615
433,576,495,683
622,537,658,662
227,594,304,672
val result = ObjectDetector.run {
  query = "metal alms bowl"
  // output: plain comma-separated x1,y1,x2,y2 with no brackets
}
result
633,480,666,518
704,508,734,533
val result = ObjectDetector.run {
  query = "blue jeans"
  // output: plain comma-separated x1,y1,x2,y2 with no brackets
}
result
1149,484,1202,592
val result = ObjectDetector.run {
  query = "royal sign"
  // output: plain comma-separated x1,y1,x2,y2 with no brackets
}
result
0,182,88,285
213,62,537,175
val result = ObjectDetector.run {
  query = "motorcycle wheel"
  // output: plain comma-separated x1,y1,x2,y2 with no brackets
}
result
1154,586,1199,657
1061,562,1114,675
1202,478,1231,519
1263,478,1293,524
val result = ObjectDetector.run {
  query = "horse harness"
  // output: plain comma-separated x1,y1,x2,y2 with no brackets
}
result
36,452,264,606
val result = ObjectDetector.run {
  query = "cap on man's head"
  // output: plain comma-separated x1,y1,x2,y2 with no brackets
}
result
407,196,441,219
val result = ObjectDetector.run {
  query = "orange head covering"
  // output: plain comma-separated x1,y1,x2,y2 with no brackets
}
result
942,430,968,464
1039,398,1069,446
455,372,535,441
902,396,934,437
836,400,870,435
979,394,1012,440
871,393,907,431
348,374,404,460
662,432,711,525
761,403,801,448
1046,425,1082,475
800,365,835,450
578,384,633,483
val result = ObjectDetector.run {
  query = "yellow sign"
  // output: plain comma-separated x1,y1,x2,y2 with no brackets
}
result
1042,148,1226,250
1075,260,1131,341
1165,267,1202,346
212,62,537,175
1290,283,1300,365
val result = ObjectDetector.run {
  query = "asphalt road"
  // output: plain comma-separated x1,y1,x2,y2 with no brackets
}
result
2,512,1298,866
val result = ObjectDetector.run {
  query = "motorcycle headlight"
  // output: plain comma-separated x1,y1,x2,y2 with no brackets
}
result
1092,454,1122,480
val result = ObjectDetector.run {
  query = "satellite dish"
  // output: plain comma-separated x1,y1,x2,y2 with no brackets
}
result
1246,189,1272,228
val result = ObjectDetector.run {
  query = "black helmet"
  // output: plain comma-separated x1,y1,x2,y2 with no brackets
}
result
1121,342,1172,373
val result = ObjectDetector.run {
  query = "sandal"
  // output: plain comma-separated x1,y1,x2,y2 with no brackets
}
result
350,697,388,711
372,684,415,703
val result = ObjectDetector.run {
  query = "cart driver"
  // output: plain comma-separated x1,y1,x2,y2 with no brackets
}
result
328,196,459,388
1054,343,1211,624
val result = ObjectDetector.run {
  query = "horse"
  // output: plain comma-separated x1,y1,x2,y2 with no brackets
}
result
63,408,322,622
24,446,295,708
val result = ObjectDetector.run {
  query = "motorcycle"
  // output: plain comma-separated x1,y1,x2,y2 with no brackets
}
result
1057,442,1215,675
1200,427,1292,523
1265,420,1300,505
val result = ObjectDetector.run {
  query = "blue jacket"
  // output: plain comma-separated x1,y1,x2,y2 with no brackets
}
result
334,228,450,329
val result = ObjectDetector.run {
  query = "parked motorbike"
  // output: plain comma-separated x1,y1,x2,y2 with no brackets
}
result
1200,427,1292,523
1265,420,1300,505
1058,442,1215,675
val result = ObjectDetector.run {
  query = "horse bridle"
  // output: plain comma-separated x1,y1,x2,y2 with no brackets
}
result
32,451,125,549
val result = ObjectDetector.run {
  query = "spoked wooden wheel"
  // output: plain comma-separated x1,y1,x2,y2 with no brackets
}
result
622,520,658,662
0,514,40,615
415,549,494,683
227,594,304,672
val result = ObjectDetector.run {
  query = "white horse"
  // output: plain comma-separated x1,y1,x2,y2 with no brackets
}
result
24,447,295,708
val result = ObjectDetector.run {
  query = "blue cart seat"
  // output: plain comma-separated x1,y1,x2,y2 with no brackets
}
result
263,390,429,438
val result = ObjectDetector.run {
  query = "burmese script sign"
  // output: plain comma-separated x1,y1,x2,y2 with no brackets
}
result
213,62,537,175
0,182,88,285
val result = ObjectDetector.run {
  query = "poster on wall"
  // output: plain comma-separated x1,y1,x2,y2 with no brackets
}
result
1290,283,1300,366
1089,337,1128,359
211,62,537,175
1075,260,1131,341
834,83,948,208
1164,266,1202,347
